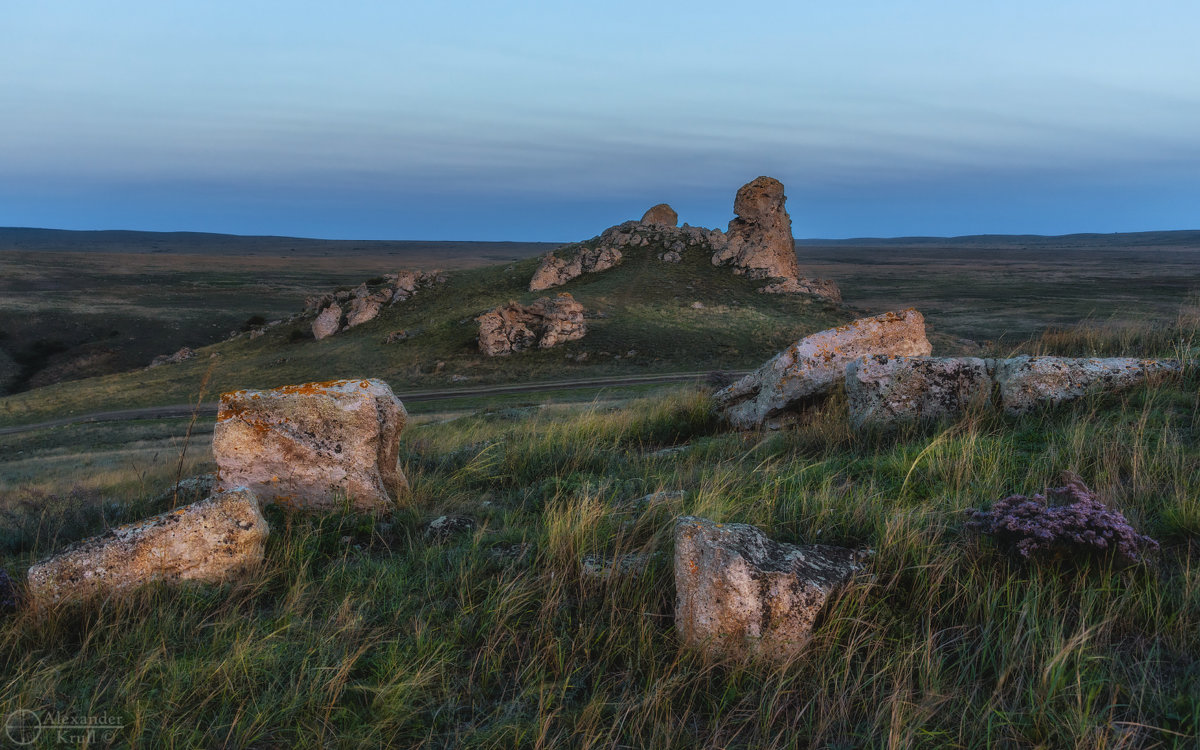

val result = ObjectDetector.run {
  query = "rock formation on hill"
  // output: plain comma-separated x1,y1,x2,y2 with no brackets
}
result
477,293,587,356
148,347,196,368
26,487,268,606
640,203,679,227
712,176,800,281
213,378,409,513
715,309,932,429
306,270,446,339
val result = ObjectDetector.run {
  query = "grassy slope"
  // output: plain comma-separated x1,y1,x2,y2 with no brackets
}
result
0,320,1197,746
0,246,849,427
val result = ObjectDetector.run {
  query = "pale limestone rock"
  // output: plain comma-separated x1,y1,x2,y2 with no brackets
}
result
712,176,799,281
994,356,1181,415
213,379,408,513
846,355,993,427
529,244,623,291
640,203,679,227
26,488,267,606
312,303,342,340
716,309,932,429
345,290,390,328
477,293,587,356
674,516,859,662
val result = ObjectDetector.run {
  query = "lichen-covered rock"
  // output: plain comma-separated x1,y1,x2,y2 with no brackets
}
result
994,356,1181,415
312,303,342,340
716,309,933,429
213,379,409,513
674,516,859,662
712,176,799,281
529,244,623,291
26,488,267,606
640,203,679,227
846,355,992,427
759,276,842,303
477,293,587,356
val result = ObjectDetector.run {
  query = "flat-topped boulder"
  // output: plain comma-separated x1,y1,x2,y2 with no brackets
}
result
675,516,860,662
712,176,799,281
477,293,587,356
716,309,932,429
994,356,1181,415
26,488,268,606
213,378,409,513
640,203,679,227
846,355,993,427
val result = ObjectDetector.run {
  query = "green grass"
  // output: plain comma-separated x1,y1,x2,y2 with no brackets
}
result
1,320,1198,747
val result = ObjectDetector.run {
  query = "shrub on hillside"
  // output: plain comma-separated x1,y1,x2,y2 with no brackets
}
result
966,474,1158,564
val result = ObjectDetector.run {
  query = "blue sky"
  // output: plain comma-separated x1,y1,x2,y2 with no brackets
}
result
2,1,1197,241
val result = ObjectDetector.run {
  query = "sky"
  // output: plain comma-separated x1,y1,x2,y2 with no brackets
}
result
2,1,1198,241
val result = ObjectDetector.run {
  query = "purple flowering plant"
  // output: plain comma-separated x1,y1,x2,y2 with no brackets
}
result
966,473,1158,565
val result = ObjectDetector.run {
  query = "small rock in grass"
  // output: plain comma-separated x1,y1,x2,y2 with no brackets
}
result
425,515,477,543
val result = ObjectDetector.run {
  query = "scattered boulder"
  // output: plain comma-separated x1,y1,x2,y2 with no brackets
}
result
304,293,335,313
674,516,860,662
425,515,477,543
477,293,587,356
640,203,679,227
994,356,1181,415
659,250,682,263
759,276,842,303
715,309,932,429
581,551,653,579
148,347,196,369
312,303,343,340
530,244,623,291
384,330,410,344
212,378,409,513
344,289,390,329
25,488,268,606
712,176,800,281
387,269,445,303
846,355,992,427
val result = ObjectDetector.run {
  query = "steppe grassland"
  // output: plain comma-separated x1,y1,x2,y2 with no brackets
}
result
0,317,1197,747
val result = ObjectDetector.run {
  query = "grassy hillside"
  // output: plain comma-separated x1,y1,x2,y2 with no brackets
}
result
0,317,1197,746
0,246,849,427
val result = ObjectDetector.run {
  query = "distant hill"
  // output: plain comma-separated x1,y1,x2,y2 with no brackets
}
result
798,229,1200,249
0,227,558,264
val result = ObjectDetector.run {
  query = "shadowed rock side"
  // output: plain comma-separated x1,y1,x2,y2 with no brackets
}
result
477,293,587,356
716,309,932,429
674,516,860,662
994,356,1181,415
26,488,268,606
846,355,992,427
213,378,409,513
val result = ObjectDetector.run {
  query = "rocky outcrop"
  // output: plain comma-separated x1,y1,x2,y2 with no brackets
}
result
640,203,678,227
386,270,445,303
529,220,726,290
674,516,860,662
212,379,409,513
148,347,196,369
712,176,799,281
716,309,932,429
312,303,343,340
758,276,842,302
846,356,992,427
529,244,624,291
26,488,267,606
477,293,587,356
345,291,389,328
994,356,1181,415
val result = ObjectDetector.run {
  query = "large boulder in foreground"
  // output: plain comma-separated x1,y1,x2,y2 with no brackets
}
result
712,176,800,281
846,355,993,427
716,309,933,429
675,517,859,662
994,356,1180,415
26,488,267,606
477,293,587,356
213,379,409,513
